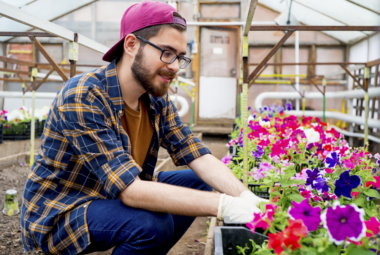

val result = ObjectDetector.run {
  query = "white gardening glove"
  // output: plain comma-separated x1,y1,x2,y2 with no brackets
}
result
217,194,262,222
240,190,269,207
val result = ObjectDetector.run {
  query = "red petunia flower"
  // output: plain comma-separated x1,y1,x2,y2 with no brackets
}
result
366,176,380,189
268,219,307,254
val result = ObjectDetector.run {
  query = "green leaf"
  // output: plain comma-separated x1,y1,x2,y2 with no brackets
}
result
364,189,380,199
351,187,361,192
346,247,376,255
324,244,339,255
300,246,318,255
353,195,366,207
284,170,296,179
287,193,305,203
289,179,306,185
279,180,290,187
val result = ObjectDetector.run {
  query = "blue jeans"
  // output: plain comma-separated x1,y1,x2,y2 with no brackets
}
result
79,169,212,255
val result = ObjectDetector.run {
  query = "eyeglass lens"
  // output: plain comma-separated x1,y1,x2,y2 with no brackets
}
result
161,51,189,69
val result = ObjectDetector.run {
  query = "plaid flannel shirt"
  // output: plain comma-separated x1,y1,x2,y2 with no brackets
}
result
21,60,211,255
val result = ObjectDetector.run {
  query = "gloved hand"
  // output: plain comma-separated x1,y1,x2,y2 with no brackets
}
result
240,190,269,207
217,194,262,222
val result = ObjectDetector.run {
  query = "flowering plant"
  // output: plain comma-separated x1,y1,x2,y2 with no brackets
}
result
224,104,380,254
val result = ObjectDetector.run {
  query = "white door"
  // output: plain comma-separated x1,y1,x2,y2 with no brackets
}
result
199,27,237,119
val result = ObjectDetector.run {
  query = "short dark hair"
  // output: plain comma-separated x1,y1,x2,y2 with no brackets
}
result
132,12,186,42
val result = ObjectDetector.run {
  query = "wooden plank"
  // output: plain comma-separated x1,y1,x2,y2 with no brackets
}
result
0,32,55,37
193,26,201,126
16,74,33,93
29,36,69,82
366,58,380,67
35,69,55,91
250,25,380,31
203,217,217,255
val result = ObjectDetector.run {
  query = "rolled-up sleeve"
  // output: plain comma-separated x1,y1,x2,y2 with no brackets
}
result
57,87,141,198
160,95,211,166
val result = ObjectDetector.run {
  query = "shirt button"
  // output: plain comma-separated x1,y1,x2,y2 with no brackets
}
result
83,205,87,208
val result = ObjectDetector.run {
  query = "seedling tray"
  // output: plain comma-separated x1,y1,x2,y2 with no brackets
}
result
3,121,39,141
214,226,268,255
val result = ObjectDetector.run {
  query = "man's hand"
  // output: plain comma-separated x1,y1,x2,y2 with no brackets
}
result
240,190,269,207
217,194,262,222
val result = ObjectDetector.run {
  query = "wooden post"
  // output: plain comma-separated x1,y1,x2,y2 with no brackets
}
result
69,33,78,78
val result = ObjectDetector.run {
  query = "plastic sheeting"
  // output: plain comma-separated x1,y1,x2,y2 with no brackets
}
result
0,0,98,41
258,0,380,44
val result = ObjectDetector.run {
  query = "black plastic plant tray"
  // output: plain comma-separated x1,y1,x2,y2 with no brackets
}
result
3,121,39,141
0,123,3,144
238,179,271,200
214,226,268,255
248,184,270,200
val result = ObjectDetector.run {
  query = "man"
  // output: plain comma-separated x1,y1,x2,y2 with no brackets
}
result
21,2,266,254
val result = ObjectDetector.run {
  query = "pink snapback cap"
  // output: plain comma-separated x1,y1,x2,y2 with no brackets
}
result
102,1,186,62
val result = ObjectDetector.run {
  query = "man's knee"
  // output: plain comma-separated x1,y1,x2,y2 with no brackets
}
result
116,211,174,254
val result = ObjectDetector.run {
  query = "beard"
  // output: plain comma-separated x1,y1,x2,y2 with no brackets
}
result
131,47,176,97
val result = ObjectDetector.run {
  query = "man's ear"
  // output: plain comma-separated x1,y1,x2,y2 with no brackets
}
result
123,34,139,58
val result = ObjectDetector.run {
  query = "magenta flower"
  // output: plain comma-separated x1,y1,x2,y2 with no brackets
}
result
290,129,306,144
246,204,277,233
288,199,322,231
221,155,233,165
291,169,308,181
321,202,366,245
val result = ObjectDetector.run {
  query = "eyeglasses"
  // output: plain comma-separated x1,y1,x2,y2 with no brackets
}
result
136,36,191,69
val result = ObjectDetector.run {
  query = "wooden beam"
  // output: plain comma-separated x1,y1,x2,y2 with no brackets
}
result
35,69,55,91
308,79,324,95
0,55,36,67
250,26,380,31
0,68,30,75
0,32,55,37
248,30,294,82
29,36,69,82
366,58,380,67
16,74,33,93
339,64,365,90
248,65,267,88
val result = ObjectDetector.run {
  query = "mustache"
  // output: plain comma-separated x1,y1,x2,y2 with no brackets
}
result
157,70,176,79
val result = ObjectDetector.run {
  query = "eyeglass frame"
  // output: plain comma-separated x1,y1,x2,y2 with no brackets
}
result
136,36,191,69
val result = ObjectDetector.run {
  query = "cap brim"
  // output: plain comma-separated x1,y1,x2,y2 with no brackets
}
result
102,36,125,62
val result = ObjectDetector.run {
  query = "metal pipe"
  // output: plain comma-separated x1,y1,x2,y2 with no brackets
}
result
187,21,275,26
331,125,380,144
288,111,380,129
295,31,300,111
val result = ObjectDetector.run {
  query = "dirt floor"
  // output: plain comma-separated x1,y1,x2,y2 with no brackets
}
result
0,135,229,255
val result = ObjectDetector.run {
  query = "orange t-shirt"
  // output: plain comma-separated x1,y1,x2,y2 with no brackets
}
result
120,97,154,168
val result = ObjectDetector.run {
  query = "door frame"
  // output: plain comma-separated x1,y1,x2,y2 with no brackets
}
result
193,25,241,125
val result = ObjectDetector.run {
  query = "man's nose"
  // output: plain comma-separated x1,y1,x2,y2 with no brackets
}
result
166,58,180,73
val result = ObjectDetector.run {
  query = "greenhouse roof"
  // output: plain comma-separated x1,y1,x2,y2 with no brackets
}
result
258,0,380,44
0,0,98,42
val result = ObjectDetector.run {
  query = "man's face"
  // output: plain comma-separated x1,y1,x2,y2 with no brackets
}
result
131,27,187,97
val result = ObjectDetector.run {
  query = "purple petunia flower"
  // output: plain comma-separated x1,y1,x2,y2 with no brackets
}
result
252,145,264,158
314,177,330,193
263,106,268,112
268,113,273,118
325,151,341,168
321,201,366,245
248,106,252,111
334,170,361,199
306,143,314,150
285,102,292,111
252,113,257,119
259,107,264,114
288,199,322,231
377,159,380,168
306,168,321,189
278,106,284,114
